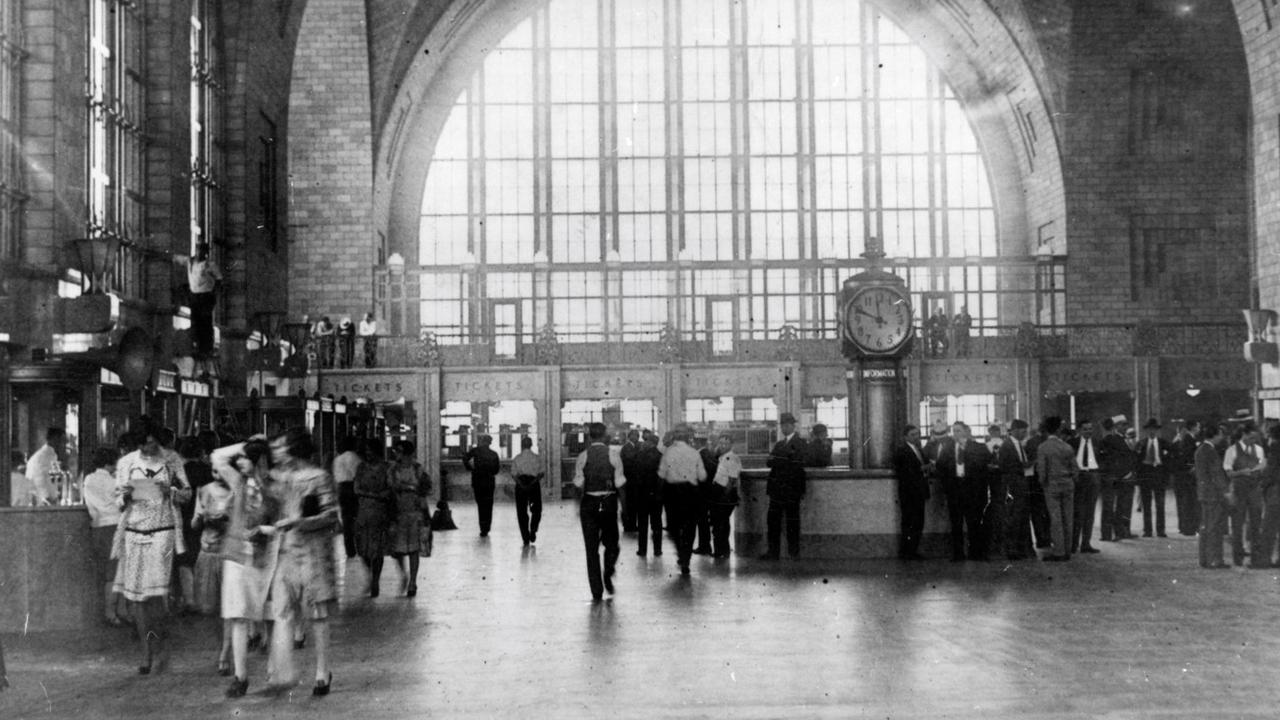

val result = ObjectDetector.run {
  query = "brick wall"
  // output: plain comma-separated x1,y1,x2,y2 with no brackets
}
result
1064,0,1250,325
286,0,376,324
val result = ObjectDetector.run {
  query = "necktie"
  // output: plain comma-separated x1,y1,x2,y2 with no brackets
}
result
1016,440,1025,464
1152,439,1160,466
956,442,965,477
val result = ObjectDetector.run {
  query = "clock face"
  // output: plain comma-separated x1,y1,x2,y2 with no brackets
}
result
843,285,913,355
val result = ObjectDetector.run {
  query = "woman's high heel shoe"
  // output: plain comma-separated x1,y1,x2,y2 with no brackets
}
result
312,672,332,697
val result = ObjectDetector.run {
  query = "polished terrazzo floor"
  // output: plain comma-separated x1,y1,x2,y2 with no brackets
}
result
3,498,1280,719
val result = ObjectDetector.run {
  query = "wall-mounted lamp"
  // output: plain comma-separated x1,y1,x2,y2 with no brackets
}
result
71,236,121,295
1185,385,1201,398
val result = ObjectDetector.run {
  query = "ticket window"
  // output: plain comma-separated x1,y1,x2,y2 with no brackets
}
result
684,396,777,454
808,396,850,461
1043,391,1132,429
9,387,83,506
560,399,658,454
919,394,1004,434
441,400,539,461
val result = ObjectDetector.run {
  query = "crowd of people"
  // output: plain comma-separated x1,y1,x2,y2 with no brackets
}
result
306,312,379,369
892,414,1278,569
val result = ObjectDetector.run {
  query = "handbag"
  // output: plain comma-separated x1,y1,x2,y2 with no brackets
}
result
420,522,434,557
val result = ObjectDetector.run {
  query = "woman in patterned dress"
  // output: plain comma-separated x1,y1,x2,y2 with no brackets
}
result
354,442,393,597
112,421,191,674
387,441,432,597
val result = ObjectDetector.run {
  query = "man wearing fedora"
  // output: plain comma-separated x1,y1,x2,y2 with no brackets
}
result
1135,418,1171,538
761,413,807,560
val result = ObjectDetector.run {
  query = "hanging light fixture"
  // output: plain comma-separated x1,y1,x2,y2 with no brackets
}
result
70,236,122,294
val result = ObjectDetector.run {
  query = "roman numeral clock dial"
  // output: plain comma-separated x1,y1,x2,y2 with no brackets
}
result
841,285,913,357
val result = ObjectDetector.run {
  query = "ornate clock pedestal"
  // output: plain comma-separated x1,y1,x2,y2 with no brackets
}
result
847,358,906,469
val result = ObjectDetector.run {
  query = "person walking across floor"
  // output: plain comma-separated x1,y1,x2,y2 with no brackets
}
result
1071,419,1102,554
708,434,742,559
1036,416,1079,562
210,438,280,698
572,422,627,600
511,436,544,547
892,425,932,560
266,428,340,697
998,419,1036,561
1224,421,1267,568
936,421,994,561
387,441,431,597
113,421,192,675
332,436,361,559
1135,418,1171,538
634,432,665,558
464,434,501,537
353,443,393,597
659,424,708,575
761,413,807,560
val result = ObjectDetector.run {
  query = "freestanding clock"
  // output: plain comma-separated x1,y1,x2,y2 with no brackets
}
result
840,243,914,469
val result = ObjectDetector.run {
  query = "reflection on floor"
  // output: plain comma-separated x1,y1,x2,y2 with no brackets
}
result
2,498,1278,719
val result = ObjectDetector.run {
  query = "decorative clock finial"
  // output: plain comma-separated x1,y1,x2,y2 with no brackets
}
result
862,236,885,261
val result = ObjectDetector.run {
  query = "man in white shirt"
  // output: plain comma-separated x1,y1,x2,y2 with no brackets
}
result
24,427,66,506
331,436,362,559
184,243,222,360
657,424,707,575
707,435,742,558
572,422,627,599
8,450,31,507
358,313,378,368
1223,421,1266,567
1071,420,1102,554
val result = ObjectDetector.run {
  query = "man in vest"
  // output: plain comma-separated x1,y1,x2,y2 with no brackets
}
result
1223,421,1267,567
1071,419,1103,554
572,422,628,600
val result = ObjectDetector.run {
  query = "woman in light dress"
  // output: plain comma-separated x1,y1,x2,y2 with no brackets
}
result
387,441,432,597
210,437,280,698
112,420,191,674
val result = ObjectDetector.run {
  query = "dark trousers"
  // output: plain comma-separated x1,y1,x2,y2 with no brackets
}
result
1138,466,1167,536
765,499,802,558
1173,471,1200,535
1257,486,1280,567
473,479,495,535
338,482,358,558
189,291,216,357
1027,476,1051,547
636,492,664,555
665,483,699,567
362,335,378,368
620,482,637,532
514,480,542,544
1004,474,1035,559
983,484,1006,559
337,335,354,368
579,493,619,599
1199,496,1229,567
1231,475,1264,565
694,490,713,552
945,485,986,560
898,488,927,558
1099,475,1120,540
1114,481,1137,538
1072,471,1100,551
710,502,736,557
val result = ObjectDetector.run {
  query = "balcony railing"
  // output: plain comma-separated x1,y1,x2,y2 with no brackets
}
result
350,321,1244,369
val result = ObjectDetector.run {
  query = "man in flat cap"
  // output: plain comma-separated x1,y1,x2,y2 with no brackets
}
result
761,413,808,560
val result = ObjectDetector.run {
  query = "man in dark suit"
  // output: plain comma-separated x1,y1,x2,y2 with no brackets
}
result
935,421,994,561
892,425,932,560
1098,416,1136,540
1135,418,1172,537
619,429,642,533
1194,421,1230,568
1170,421,1201,537
1070,419,1103,554
1022,421,1052,549
998,419,1035,560
761,412,807,560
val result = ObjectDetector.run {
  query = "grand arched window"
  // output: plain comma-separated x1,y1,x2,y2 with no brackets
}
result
417,0,1027,351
